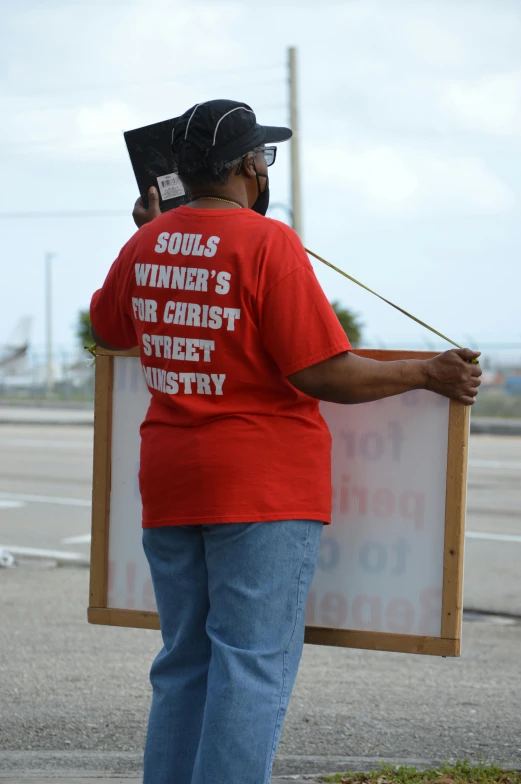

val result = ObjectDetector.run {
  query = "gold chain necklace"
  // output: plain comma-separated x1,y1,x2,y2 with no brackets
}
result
193,196,244,208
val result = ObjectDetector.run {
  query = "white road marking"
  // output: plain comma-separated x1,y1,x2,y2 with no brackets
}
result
466,531,521,544
0,438,92,450
2,495,520,547
0,544,89,565
0,500,24,509
61,533,92,544
469,459,521,470
0,491,91,507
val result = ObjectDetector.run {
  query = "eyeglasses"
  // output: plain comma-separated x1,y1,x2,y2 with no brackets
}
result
260,146,277,167
236,145,277,175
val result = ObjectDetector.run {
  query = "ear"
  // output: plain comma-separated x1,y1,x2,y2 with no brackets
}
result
240,153,258,179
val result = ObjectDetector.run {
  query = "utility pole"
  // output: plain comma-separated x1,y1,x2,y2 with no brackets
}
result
45,252,56,395
288,46,303,239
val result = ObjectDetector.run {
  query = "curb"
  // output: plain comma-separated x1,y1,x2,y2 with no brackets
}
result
0,545,89,568
471,417,521,436
0,412,94,426
1,753,519,781
0,401,93,410
0,419,94,426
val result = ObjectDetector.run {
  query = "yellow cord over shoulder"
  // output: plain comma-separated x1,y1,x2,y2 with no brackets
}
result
83,251,479,366
305,247,479,364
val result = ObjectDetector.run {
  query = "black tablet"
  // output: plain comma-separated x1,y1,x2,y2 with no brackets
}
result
124,117,188,212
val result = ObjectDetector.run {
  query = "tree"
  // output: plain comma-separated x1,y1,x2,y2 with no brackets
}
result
77,309,93,347
330,301,363,347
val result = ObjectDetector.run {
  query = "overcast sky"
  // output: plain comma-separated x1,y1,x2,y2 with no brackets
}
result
1,0,520,355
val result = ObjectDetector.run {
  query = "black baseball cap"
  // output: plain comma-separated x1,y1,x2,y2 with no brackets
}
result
172,99,292,164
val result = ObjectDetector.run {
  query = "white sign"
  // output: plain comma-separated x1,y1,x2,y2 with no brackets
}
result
90,351,467,656
312,393,448,637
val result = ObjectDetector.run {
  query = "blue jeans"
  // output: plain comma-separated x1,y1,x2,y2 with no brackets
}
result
142,520,323,784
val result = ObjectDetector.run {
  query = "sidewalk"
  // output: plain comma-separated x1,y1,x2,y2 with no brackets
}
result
0,775,329,783
0,779,322,783
0,780,321,783
0,780,146,783
0,775,324,783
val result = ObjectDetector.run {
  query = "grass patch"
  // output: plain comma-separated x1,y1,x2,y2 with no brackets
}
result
321,760,521,784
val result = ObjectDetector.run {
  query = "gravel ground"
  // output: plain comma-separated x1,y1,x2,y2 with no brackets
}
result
1,564,520,779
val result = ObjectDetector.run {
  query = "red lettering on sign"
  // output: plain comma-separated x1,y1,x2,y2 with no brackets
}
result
352,595,382,630
386,598,415,633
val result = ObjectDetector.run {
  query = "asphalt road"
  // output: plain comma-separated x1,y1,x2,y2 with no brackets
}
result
0,425,520,779
0,424,519,615
0,425,92,558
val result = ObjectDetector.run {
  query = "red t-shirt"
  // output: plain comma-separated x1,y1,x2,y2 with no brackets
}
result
91,206,350,527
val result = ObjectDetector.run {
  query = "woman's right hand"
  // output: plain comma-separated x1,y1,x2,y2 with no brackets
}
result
424,348,482,405
132,186,161,228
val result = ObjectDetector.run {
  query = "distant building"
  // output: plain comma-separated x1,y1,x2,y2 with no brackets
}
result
504,375,521,396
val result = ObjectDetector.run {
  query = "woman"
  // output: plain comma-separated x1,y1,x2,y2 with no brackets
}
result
90,99,481,784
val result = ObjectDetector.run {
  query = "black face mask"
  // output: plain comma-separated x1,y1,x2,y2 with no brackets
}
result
251,165,270,216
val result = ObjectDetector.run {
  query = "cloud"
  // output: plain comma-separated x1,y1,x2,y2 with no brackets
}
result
1,0,520,352
76,102,139,137
330,148,419,204
399,16,467,69
311,144,515,217
0,100,141,161
442,72,521,135
0,0,270,161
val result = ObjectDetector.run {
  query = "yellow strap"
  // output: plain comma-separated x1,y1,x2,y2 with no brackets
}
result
305,247,467,351
85,343,97,362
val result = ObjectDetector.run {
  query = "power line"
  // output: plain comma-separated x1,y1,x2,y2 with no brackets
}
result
1,82,284,114
3,66,285,100
0,210,130,220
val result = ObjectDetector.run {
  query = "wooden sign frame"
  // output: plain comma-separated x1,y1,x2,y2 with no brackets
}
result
88,348,469,657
